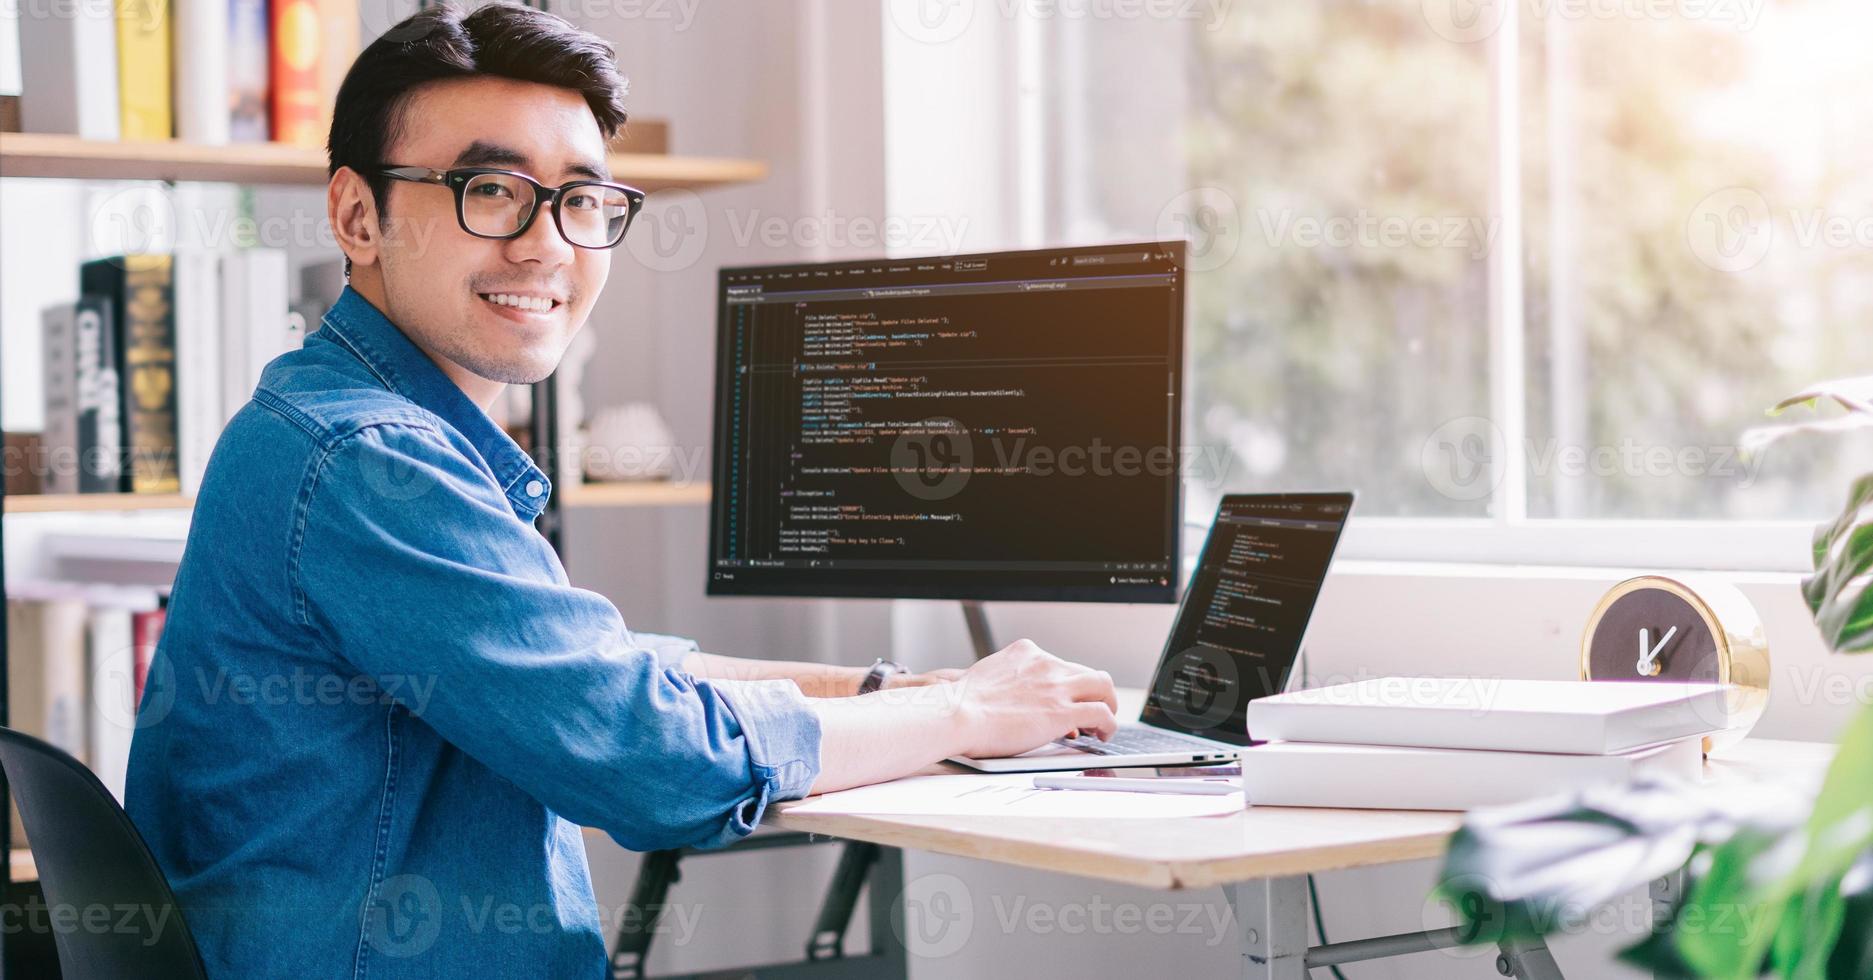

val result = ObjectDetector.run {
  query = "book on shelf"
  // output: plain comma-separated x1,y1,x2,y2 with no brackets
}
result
219,247,295,427
316,0,358,142
73,293,125,493
173,0,231,144
269,0,323,146
40,304,80,495
82,255,181,495
174,249,224,495
17,0,120,139
6,595,94,843
0,0,21,103
87,603,137,803
28,247,298,501
227,0,272,141
115,0,173,139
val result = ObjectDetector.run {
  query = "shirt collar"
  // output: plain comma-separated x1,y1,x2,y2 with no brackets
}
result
316,286,552,520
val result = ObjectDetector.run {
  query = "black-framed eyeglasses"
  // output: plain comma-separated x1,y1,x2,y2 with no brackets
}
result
377,166,647,249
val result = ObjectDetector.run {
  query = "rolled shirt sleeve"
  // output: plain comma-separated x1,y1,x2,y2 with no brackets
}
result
292,420,822,851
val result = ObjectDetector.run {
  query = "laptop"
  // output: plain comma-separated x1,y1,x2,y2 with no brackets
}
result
950,491,1355,773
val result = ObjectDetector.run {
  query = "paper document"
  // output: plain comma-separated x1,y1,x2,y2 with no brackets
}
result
787,774,1244,819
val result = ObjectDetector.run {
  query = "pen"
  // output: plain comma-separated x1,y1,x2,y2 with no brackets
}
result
1032,774,1240,796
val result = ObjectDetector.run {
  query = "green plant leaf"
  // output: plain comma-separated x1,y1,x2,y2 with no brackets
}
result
1802,474,1873,654
1676,707,1873,977
1437,780,1806,946
1766,376,1873,417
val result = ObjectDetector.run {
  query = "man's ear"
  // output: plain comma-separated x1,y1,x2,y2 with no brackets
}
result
328,167,382,272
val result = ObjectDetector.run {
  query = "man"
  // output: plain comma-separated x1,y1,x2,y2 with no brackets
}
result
125,4,1118,976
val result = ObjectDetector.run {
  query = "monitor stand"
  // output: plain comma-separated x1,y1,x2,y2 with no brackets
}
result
961,601,997,661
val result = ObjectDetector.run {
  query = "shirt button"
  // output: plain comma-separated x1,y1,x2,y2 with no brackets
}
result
525,480,544,497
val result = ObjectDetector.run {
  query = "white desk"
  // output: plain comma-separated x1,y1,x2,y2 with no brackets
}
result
770,690,1834,979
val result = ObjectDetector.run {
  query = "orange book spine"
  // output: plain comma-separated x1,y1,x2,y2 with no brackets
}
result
269,0,323,146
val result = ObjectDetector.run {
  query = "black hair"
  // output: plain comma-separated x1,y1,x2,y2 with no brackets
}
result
326,2,630,274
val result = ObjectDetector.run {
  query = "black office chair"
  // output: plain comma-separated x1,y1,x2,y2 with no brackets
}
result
0,726,208,979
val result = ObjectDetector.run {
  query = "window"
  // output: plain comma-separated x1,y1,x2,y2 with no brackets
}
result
884,0,1873,570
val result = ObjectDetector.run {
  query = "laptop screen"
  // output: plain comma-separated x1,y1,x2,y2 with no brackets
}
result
1139,492,1354,746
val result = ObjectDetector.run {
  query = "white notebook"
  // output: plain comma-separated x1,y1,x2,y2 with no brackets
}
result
1240,738,1703,811
1245,677,1733,755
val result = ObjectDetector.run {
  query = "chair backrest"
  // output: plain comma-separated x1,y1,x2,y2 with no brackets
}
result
0,726,207,979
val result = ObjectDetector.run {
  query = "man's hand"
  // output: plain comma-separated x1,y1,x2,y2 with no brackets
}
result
949,639,1119,759
883,666,967,690
806,639,1116,795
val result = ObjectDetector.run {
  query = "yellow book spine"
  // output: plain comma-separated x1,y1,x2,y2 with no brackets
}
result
116,0,172,140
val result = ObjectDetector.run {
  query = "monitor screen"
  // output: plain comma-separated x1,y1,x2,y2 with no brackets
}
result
1140,492,1355,745
707,242,1186,602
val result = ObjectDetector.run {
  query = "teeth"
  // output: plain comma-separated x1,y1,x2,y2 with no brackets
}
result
482,292,556,312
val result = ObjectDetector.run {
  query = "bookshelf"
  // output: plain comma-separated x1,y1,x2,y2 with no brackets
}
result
3,494,193,514
0,132,769,191
5,484,709,514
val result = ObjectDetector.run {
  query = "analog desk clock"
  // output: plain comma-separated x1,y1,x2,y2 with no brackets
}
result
1580,575,1770,752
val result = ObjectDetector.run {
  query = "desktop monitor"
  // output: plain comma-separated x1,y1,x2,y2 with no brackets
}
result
706,241,1187,602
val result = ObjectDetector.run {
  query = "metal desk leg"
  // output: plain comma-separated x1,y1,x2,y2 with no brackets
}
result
1226,876,1308,980
1496,934,1566,980
1651,870,1684,980
866,846,909,980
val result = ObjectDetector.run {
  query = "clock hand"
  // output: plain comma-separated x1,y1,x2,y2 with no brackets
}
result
1639,628,1651,673
1637,625,1679,675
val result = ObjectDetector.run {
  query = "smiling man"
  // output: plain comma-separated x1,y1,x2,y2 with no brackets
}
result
124,5,1118,977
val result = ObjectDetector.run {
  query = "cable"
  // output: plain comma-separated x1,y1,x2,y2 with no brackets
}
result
1307,873,1351,980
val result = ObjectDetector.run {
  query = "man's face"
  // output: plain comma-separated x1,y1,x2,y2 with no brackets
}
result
371,76,612,388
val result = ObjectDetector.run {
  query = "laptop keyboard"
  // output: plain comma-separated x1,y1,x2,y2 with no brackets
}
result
1055,728,1218,757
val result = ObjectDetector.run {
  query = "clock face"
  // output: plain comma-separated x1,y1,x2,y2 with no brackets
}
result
1585,585,1723,683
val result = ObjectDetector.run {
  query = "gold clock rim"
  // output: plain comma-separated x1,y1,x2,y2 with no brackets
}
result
1579,575,1733,685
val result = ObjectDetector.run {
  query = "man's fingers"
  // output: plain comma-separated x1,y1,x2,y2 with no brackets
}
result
1067,701,1119,741
1065,669,1118,713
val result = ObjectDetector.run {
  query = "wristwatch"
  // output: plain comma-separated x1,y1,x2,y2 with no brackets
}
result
857,658,905,695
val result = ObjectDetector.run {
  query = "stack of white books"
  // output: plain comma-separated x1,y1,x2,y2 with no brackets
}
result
1239,677,1734,811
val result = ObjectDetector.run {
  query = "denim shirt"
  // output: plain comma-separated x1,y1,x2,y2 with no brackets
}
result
125,286,823,979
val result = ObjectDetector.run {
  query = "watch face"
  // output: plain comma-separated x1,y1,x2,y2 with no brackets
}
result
1586,584,1722,683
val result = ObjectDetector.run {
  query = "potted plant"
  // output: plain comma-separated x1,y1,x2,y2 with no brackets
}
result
1434,377,1873,978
